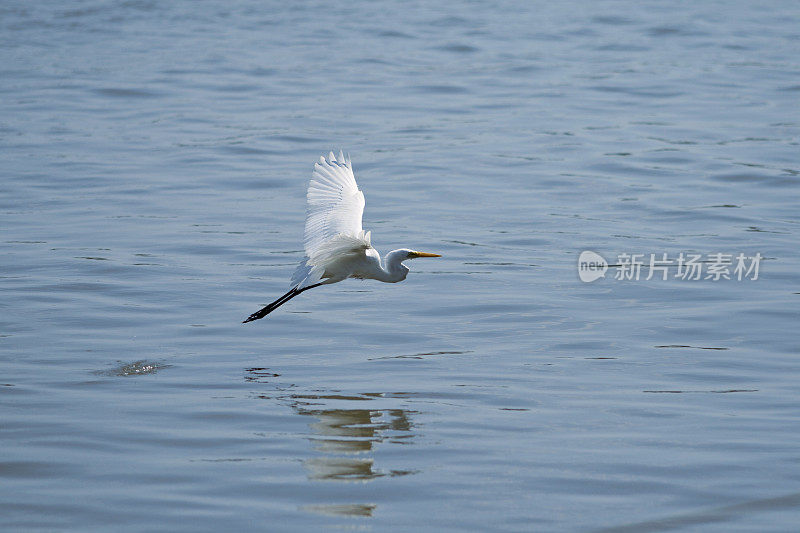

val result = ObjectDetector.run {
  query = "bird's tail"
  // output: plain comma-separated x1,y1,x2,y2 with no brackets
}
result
242,283,322,323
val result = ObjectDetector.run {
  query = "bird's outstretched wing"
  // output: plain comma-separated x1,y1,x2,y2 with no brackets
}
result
290,151,371,289
304,151,368,257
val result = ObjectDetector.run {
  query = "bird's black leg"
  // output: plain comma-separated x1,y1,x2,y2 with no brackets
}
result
242,283,324,323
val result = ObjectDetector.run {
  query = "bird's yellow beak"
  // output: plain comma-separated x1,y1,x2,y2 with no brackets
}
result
410,252,441,258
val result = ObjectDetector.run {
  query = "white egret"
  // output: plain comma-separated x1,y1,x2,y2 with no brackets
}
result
244,151,440,323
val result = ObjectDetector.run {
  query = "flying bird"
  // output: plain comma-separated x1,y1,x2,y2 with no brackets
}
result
243,151,440,322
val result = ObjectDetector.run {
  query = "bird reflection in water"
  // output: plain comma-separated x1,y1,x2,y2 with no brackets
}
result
247,369,418,518
301,503,377,518
292,398,417,481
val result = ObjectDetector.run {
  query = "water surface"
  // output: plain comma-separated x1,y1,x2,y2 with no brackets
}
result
2,1,800,531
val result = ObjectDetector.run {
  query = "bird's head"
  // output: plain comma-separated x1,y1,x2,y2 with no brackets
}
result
384,249,441,275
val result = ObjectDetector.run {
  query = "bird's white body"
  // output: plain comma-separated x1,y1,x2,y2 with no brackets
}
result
243,151,439,322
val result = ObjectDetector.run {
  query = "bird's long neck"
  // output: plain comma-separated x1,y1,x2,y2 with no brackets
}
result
378,249,410,283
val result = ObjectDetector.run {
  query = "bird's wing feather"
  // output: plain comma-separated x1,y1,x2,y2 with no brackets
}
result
290,260,316,289
304,151,368,259
291,152,371,289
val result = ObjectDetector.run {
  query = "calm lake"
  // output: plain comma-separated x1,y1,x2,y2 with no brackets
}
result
2,1,799,531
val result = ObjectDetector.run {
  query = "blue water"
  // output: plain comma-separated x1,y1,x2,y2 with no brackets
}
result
2,1,800,531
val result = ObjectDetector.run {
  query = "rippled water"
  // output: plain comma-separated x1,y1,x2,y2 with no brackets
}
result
2,1,800,531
